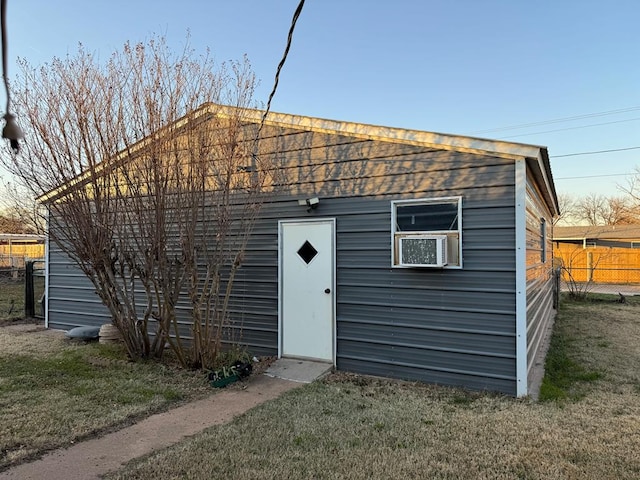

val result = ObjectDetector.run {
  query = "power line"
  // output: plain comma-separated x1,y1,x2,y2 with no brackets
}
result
555,173,633,180
469,105,640,134
552,146,640,158
553,146,640,181
257,0,305,139
498,117,640,139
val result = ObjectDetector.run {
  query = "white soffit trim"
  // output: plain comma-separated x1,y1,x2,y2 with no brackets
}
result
216,104,546,161
42,102,551,203
528,151,559,217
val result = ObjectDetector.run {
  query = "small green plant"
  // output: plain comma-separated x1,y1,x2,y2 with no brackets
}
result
207,348,253,388
213,345,251,369
211,365,238,379
539,379,567,401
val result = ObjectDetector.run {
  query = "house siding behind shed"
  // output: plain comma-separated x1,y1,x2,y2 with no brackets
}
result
524,166,556,391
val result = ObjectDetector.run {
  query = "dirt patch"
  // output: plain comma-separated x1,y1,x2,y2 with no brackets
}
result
249,355,277,376
0,323,65,357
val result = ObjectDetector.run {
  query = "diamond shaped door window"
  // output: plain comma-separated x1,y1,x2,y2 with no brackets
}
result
297,240,318,264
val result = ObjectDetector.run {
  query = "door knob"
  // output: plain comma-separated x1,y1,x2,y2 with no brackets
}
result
324,288,331,294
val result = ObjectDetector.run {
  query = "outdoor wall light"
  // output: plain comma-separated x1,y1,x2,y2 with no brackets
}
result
298,197,320,212
2,113,23,151
1,0,23,153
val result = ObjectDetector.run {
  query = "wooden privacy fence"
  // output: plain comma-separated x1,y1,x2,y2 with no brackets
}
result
0,243,44,259
0,235,45,278
555,244,640,284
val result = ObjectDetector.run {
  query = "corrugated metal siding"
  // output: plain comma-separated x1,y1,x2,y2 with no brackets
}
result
47,243,112,330
331,196,517,394
47,125,520,394
524,167,556,390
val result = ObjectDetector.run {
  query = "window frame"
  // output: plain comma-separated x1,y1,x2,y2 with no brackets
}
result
540,218,547,263
391,196,463,269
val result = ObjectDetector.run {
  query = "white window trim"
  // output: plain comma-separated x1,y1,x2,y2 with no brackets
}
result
391,196,463,269
540,218,547,263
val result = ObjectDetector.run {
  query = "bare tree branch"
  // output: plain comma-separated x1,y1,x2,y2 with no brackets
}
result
1,35,271,368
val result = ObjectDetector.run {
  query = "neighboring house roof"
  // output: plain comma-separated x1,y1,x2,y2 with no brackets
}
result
0,233,45,243
554,225,640,242
39,103,559,215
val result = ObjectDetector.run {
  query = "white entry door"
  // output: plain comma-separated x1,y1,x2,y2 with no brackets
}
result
279,219,335,362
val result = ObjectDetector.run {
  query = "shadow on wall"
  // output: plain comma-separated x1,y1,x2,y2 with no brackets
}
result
257,126,515,202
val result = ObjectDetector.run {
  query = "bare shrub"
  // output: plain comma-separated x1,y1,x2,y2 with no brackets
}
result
557,246,610,300
1,36,271,368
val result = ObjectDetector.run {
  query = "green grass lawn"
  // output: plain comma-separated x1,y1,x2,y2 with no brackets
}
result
0,278,25,322
105,294,640,479
0,326,211,470
2,291,640,478
0,276,45,322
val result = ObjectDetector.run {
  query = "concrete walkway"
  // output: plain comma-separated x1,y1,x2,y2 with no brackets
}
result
0,359,331,480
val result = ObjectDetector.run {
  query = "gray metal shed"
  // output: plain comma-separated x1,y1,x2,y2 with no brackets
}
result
45,105,559,396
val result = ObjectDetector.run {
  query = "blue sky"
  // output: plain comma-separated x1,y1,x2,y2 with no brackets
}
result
3,0,640,200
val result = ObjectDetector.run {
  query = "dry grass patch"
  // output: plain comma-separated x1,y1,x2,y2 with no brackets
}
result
552,295,640,395
0,275,45,324
0,279,24,322
108,295,640,479
0,325,211,470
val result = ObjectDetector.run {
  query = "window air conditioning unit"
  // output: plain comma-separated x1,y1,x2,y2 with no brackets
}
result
398,235,448,267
